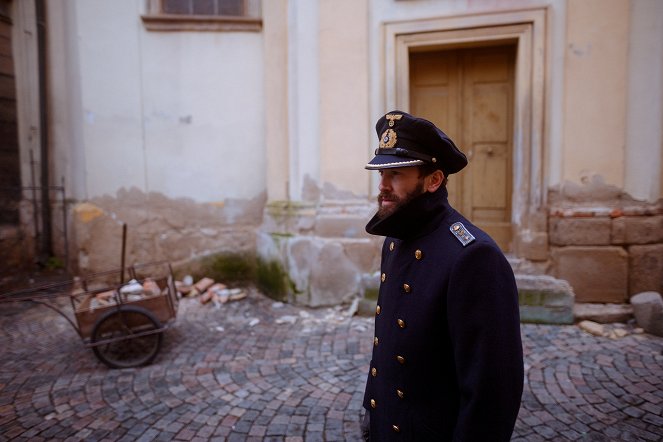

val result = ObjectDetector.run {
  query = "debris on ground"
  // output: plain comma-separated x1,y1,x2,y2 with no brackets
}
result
175,275,248,308
577,319,645,339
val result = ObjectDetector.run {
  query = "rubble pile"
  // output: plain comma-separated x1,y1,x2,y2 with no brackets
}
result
175,275,247,308
75,277,164,311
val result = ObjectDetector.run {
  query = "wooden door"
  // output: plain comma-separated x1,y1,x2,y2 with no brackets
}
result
410,45,515,251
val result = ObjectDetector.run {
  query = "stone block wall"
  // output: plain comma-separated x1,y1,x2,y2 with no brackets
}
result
259,199,382,307
548,183,663,303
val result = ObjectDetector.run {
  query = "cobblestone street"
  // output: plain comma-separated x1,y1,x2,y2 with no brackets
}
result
1,290,662,441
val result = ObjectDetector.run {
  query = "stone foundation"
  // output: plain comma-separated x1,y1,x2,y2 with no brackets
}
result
548,179,663,303
258,199,381,307
71,187,264,275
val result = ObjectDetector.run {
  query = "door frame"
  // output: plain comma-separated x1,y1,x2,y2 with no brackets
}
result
382,8,548,259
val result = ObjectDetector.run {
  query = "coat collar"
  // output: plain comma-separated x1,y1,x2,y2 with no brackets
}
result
365,186,453,240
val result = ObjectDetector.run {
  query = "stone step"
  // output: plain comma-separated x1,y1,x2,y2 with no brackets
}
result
573,303,633,324
516,274,575,325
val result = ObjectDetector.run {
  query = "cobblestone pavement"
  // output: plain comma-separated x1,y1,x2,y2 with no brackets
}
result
1,290,662,441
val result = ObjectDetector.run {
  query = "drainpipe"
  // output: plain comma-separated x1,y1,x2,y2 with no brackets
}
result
35,0,52,261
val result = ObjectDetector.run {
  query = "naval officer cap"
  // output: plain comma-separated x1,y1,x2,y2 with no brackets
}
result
365,110,468,175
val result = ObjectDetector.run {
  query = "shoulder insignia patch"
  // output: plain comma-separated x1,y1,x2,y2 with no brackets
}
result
450,222,475,246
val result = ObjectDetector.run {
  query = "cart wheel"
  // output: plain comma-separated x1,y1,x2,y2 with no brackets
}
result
91,305,163,369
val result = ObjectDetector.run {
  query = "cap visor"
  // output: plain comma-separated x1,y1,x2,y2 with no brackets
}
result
365,155,424,170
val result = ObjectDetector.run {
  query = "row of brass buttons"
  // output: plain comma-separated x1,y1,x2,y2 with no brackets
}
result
371,241,416,435
370,369,405,398
388,241,424,261
380,273,413,294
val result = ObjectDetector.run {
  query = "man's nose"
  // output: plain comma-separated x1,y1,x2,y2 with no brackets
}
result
378,174,391,192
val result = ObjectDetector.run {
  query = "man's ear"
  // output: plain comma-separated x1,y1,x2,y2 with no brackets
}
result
424,170,445,193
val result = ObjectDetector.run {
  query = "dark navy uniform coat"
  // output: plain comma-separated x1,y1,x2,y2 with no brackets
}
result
363,187,523,441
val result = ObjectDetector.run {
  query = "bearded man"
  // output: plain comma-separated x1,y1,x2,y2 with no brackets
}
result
360,111,524,441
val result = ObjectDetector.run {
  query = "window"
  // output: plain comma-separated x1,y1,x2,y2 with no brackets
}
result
142,0,261,32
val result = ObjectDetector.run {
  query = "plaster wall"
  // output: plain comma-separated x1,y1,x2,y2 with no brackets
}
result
625,0,663,202
48,0,266,204
562,0,629,188
263,0,289,202
319,0,370,198
287,0,320,201
42,0,267,274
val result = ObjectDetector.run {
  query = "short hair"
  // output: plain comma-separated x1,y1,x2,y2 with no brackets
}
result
417,164,448,187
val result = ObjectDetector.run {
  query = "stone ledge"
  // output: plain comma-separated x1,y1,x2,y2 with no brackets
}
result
573,303,633,324
517,274,575,325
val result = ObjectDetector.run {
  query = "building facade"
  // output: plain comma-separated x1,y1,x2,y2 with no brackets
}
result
2,0,662,306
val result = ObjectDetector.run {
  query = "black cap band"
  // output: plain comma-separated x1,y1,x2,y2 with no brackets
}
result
374,148,436,164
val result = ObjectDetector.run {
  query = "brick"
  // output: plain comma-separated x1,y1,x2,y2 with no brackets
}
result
550,217,611,246
628,244,663,295
552,246,628,303
612,215,663,245
516,230,549,261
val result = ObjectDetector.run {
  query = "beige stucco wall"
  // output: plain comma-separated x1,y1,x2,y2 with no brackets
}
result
562,0,630,188
319,0,370,197
625,0,663,202
263,0,289,202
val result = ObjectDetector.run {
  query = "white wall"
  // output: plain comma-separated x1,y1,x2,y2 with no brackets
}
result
49,0,266,204
625,0,663,202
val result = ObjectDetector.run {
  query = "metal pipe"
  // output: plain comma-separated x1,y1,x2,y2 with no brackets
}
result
120,223,127,284
61,176,68,272
35,0,52,261
28,150,40,259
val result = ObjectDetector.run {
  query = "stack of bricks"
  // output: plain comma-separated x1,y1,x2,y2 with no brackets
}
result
548,202,663,303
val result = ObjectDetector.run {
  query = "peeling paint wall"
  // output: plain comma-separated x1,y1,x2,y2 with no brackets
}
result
72,188,265,274
40,0,267,275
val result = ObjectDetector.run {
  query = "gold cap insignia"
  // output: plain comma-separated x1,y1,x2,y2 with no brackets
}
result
385,113,403,127
379,128,397,148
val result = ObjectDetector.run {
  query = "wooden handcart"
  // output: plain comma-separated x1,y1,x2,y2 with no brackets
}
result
0,261,178,369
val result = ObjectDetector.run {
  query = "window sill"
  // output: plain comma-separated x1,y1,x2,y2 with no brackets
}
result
141,14,262,32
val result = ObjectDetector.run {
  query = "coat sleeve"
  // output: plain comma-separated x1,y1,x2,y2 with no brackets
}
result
447,242,524,441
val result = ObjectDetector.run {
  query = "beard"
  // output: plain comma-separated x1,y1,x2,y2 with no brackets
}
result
376,180,425,219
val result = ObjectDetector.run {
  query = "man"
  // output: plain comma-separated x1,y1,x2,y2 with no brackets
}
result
361,111,523,441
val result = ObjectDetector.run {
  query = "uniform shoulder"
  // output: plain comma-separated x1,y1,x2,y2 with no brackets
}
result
446,219,498,249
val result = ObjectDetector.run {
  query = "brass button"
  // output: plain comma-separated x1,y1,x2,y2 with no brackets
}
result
376,305,381,315
397,319,406,329
381,273,386,282
415,249,422,260
389,241,395,251
403,283,411,293
392,425,400,433
397,389,405,399
370,399,376,409
396,355,405,364
371,367,377,377
374,337,379,346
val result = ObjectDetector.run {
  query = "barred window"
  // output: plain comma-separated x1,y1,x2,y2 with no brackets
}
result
142,0,261,32
162,0,244,16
